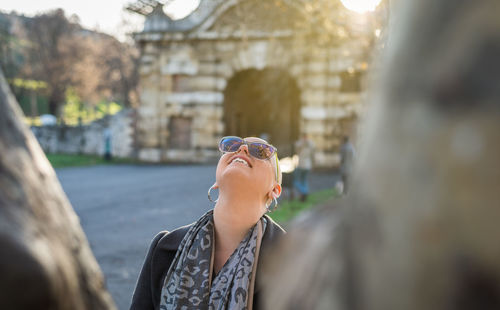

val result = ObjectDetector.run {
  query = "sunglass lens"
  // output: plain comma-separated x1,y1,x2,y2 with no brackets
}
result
220,137,243,152
249,143,274,159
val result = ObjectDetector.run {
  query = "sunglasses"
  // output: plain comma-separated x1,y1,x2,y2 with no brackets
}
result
218,136,277,160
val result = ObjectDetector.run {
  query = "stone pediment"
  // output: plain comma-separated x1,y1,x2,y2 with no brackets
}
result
199,0,300,35
143,0,225,33
139,0,300,40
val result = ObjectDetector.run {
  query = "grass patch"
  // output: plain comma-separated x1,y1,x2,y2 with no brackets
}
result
270,188,340,225
46,153,138,168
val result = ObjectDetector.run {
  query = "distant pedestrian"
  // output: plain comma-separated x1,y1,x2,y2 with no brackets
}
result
339,136,356,194
103,128,112,161
294,134,315,201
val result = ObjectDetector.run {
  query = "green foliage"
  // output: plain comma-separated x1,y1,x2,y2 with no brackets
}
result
59,88,123,125
10,78,47,90
17,93,49,117
269,188,340,224
25,98,123,126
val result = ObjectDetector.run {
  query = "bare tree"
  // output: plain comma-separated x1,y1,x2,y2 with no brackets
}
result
263,0,500,309
0,13,20,79
0,67,115,309
11,8,138,117
96,37,139,108
22,9,82,117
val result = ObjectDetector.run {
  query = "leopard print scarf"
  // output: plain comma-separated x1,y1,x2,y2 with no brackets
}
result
160,210,266,310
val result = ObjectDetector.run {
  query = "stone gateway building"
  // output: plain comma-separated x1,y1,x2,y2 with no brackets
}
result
130,0,384,166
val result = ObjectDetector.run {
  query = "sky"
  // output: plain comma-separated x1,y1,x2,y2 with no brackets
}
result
0,0,200,41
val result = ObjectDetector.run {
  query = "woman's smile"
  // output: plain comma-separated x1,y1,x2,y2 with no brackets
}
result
227,154,252,167
231,158,250,166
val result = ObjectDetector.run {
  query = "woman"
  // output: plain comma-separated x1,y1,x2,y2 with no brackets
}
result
130,136,285,310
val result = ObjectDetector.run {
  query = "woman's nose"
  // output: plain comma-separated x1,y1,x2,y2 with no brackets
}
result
237,143,249,154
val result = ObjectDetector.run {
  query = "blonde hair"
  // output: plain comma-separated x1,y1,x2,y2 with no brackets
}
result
272,153,282,185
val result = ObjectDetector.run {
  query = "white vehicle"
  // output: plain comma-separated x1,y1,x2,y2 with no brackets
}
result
39,114,57,126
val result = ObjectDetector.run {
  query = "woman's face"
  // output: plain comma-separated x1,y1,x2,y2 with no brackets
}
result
215,137,279,206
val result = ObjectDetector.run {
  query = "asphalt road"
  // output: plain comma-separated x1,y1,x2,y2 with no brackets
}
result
56,164,338,310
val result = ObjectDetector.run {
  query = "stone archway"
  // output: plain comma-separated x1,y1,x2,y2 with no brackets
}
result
223,68,300,157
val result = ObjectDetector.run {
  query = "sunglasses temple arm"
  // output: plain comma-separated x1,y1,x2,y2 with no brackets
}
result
275,153,280,182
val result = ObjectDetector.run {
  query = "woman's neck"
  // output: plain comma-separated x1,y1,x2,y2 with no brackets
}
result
212,191,264,273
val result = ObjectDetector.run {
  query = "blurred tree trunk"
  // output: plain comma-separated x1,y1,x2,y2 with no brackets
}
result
0,68,115,309
263,0,500,309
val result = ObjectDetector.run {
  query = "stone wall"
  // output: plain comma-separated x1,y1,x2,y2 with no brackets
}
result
32,109,135,158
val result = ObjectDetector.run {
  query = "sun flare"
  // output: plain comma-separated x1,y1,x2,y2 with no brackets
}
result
340,0,382,13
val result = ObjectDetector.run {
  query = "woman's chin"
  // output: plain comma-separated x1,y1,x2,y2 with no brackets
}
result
220,164,253,182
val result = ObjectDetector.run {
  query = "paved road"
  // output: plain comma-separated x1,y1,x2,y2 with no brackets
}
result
56,165,338,310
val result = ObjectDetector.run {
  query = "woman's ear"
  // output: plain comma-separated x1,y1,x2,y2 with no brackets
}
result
271,184,282,199
266,184,281,206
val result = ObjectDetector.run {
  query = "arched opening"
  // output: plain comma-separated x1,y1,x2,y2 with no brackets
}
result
223,68,301,157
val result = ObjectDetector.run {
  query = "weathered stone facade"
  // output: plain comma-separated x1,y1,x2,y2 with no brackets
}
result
133,0,383,166
32,109,134,158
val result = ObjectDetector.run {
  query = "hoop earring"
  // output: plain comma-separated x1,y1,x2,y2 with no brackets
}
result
208,185,219,203
266,197,278,213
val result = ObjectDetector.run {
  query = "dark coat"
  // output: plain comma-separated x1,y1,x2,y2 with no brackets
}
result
130,214,286,310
